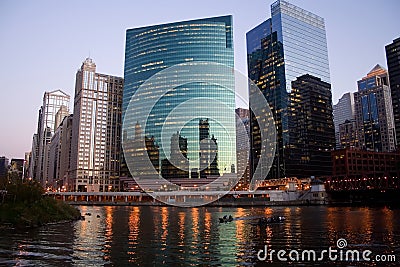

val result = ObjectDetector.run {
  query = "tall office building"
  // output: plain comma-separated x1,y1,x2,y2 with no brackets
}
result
235,108,250,120
247,0,330,179
386,37,400,146
29,133,39,179
48,105,70,189
0,156,8,179
287,74,335,177
9,159,24,180
70,58,123,192
354,65,396,152
59,115,74,191
333,92,355,149
29,108,43,180
33,90,70,186
24,152,30,179
235,108,250,189
54,105,69,132
338,119,358,149
48,126,62,188
123,16,235,180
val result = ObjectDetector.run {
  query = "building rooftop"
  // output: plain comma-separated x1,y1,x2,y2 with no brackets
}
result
366,64,387,78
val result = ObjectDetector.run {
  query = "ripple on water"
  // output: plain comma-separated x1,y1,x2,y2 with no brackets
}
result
0,206,399,266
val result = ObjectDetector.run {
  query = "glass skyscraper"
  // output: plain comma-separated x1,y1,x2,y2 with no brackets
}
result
385,38,400,146
32,90,70,186
333,92,355,149
354,65,396,152
123,16,236,180
247,0,330,179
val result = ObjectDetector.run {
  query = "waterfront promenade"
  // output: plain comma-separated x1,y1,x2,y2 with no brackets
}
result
46,190,313,206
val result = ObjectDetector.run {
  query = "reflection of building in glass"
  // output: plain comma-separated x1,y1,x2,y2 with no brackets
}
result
333,92,355,149
247,0,330,179
123,122,160,179
161,131,189,179
123,16,235,179
287,74,335,178
385,38,400,146
199,119,219,178
145,137,160,175
31,90,70,186
209,135,219,175
69,58,123,192
354,65,396,152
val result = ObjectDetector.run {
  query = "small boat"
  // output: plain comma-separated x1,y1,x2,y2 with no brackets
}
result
219,215,234,223
254,216,286,226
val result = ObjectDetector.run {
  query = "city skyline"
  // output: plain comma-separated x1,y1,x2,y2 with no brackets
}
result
0,0,399,158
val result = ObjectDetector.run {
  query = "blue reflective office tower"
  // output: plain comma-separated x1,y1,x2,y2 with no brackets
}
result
354,65,396,152
247,0,330,179
123,16,235,179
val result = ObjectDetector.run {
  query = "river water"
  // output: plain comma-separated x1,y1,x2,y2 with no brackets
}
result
0,205,399,266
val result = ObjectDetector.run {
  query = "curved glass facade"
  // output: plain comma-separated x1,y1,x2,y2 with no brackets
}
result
123,16,235,179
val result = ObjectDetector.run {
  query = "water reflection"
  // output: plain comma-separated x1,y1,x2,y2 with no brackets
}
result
0,206,399,266
127,206,140,262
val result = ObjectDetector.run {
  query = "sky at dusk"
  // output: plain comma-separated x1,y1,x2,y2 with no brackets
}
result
0,0,399,159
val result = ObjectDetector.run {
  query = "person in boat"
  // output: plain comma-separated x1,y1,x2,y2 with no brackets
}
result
257,216,285,225
219,215,234,223
219,215,228,223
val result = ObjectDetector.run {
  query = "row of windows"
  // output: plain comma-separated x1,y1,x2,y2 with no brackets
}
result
130,35,227,54
276,3,324,29
285,56,330,79
281,14,326,40
124,17,235,174
283,34,328,60
133,23,227,37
